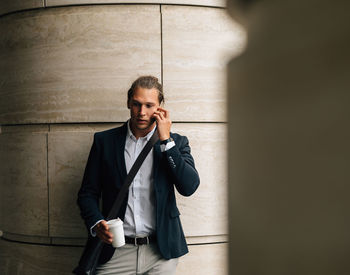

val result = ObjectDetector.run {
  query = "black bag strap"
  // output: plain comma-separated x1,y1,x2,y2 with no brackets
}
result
106,129,159,220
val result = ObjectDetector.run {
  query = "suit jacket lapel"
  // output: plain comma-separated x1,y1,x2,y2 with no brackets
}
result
114,123,127,182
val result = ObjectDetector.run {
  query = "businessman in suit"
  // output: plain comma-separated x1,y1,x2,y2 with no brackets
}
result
77,76,200,274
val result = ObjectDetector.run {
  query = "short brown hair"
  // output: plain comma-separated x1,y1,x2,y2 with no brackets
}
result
127,76,164,105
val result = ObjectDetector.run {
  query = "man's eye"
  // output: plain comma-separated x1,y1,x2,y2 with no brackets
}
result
146,105,153,108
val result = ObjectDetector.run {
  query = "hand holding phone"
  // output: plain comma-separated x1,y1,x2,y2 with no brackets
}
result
152,107,171,141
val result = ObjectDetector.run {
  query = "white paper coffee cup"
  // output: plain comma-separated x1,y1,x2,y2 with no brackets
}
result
107,218,125,248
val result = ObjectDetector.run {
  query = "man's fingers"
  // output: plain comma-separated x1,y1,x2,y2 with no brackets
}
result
157,107,167,113
99,233,113,244
96,225,113,244
97,225,112,237
157,107,169,118
154,111,166,120
98,227,112,236
100,220,109,230
100,231,113,240
158,111,165,120
153,112,162,121
95,220,113,243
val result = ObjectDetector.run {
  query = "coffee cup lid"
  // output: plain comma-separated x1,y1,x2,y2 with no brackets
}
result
107,218,123,226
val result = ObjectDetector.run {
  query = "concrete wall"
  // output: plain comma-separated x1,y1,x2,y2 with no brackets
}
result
0,2,246,274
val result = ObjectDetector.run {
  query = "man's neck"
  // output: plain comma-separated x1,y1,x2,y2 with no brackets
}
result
129,121,156,139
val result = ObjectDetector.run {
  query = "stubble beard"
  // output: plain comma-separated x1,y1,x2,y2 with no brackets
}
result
131,118,155,136
136,120,154,131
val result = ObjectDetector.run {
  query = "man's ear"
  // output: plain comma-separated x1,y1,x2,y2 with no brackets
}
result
127,100,130,109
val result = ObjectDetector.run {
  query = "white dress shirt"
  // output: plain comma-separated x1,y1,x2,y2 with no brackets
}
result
123,122,157,237
90,121,175,237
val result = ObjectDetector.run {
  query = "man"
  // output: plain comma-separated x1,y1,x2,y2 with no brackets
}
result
77,76,200,274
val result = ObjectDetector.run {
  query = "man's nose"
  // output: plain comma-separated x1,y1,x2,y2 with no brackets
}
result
139,105,146,116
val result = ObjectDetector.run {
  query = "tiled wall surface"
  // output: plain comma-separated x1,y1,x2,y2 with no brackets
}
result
0,133,48,236
162,5,245,122
0,0,43,16
0,3,245,274
0,6,161,124
0,5,244,124
0,1,226,16
0,123,228,241
0,238,227,274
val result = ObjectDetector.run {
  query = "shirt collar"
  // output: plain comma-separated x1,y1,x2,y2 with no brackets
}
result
127,120,156,142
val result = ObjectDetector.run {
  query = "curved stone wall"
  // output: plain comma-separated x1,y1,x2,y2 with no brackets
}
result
0,2,245,274
0,1,226,16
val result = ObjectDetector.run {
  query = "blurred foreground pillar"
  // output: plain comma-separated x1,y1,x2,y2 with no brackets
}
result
227,0,350,274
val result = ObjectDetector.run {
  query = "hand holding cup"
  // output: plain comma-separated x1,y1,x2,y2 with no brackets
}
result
93,220,113,244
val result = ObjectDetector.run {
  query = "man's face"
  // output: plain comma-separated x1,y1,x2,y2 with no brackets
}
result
128,87,160,136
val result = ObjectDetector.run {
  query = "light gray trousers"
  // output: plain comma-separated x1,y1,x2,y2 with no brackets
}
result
96,243,179,275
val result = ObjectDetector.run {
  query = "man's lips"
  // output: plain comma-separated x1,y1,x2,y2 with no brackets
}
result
137,119,148,123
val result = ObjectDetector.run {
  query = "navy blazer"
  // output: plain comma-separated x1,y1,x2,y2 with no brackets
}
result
77,123,200,264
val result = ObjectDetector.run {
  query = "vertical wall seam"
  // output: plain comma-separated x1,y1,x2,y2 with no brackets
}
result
160,5,163,86
44,0,47,8
46,130,50,241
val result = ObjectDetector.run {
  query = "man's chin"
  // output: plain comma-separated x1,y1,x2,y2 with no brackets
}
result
136,123,151,131
136,121,157,131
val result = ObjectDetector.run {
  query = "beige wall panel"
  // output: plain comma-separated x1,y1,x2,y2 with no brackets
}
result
0,0,43,16
48,131,95,237
0,5,161,124
162,5,245,122
0,239,83,275
1,232,50,244
48,123,227,238
0,239,226,275
50,123,121,132
1,124,49,133
177,243,228,275
0,133,48,236
47,0,226,8
172,123,228,236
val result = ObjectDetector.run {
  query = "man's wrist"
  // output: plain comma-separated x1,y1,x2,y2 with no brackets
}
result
160,137,173,145
160,139,175,152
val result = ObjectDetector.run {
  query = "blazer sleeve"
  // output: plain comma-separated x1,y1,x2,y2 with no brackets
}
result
77,133,105,231
164,135,200,196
